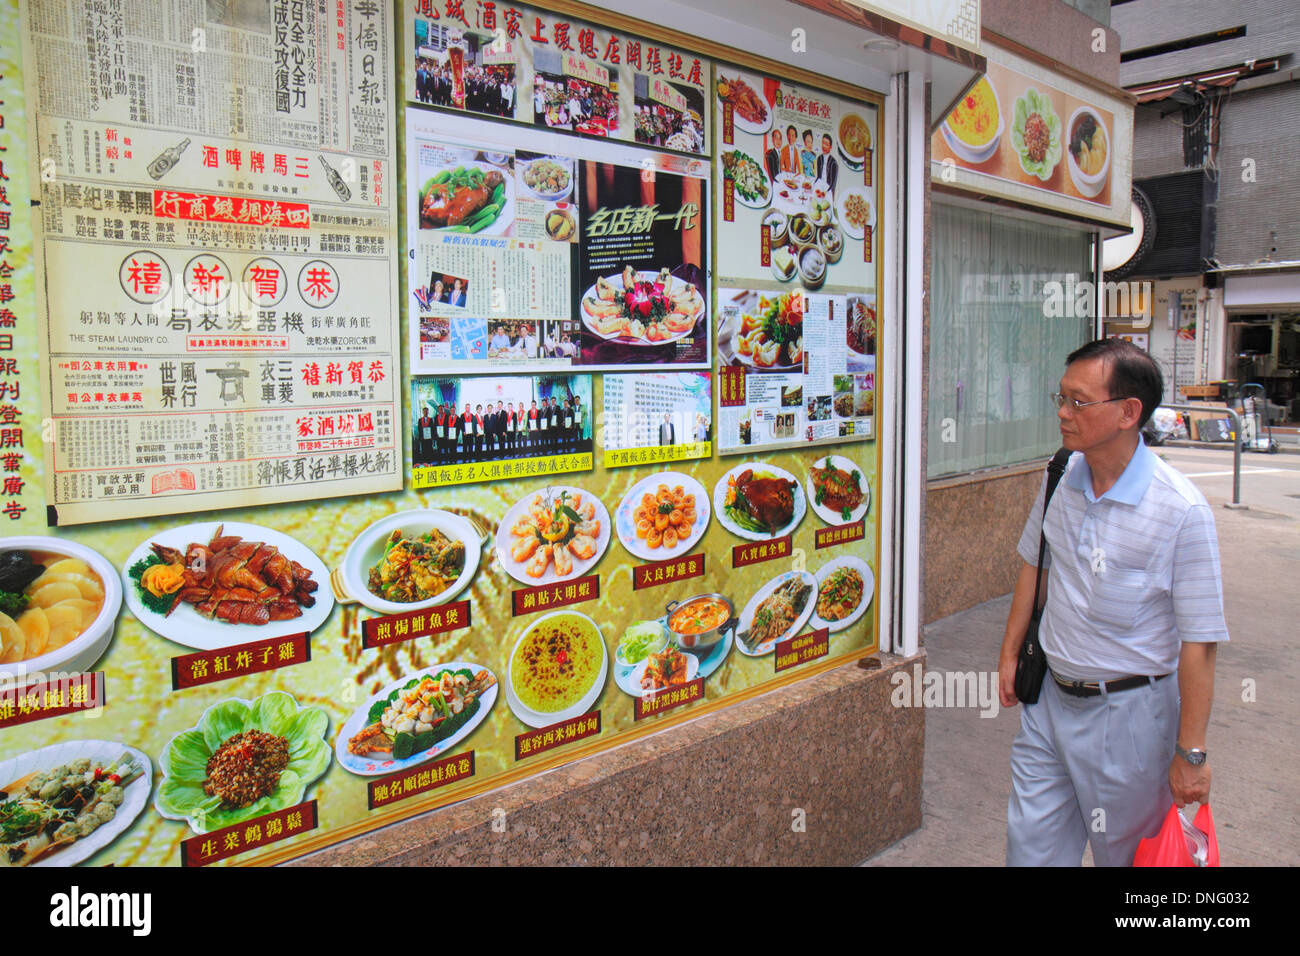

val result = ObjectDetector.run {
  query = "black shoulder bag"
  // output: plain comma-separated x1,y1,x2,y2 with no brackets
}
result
1014,448,1072,704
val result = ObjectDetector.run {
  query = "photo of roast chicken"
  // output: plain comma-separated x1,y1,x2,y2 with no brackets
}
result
150,525,318,626
733,468,797,536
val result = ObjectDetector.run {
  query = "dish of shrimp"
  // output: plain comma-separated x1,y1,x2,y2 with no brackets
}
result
615,472,711,563
495,486,612,586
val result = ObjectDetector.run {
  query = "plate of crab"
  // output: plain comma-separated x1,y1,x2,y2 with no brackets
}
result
614,471,711,563
495,486,612,586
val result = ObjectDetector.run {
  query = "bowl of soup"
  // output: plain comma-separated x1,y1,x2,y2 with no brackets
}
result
664,593,736,651
942,76,1003,164
0,537,121,676
1066,106,1110,198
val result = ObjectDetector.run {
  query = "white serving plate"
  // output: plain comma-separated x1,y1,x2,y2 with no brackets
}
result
334,662,498,776
0,739,150,867
121,521,333,651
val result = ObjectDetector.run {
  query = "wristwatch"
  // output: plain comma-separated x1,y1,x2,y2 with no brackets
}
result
1175,744,1208,766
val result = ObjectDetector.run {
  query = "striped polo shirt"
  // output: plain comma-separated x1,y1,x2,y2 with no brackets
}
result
1017,442,1230,682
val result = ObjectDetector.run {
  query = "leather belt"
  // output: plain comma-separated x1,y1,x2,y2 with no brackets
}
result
1052,671,1169,698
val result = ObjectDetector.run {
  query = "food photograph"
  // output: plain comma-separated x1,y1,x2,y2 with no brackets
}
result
615,472,711,562
337,663,498,775
505,610,609,728
122,522,333,650
735,569,816,656
714,463,807,540
335,509,486,616
419,156,516,236
495,486,611,586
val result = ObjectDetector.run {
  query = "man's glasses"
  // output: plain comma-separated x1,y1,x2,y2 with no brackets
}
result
1050,393,1132,412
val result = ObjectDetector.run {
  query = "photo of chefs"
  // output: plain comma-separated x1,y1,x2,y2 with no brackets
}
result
412,374,594,469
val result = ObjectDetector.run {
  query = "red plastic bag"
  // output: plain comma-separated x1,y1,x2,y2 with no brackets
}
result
1133,803,1220,867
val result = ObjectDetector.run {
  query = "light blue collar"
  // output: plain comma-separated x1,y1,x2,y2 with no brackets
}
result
1065,442,1156,505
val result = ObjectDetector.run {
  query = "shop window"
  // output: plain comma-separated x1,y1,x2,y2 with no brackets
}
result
929,203,1093,477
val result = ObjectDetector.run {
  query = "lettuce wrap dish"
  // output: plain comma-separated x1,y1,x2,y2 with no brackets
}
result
155,691,331,834
1010,87,1062,181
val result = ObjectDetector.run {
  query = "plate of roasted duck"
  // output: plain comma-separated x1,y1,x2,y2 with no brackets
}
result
713,463,806,541
807,455,870,526
716,73,772,136
614,472,710,563
579,266,706,346
418,162,515,236
337,663,497,776
735,570,816,656
122,522,332,650
495,486,611,587
335,509,485,617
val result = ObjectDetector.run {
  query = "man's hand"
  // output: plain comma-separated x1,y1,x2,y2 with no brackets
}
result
998,651,1020,709
1169,754,1211,807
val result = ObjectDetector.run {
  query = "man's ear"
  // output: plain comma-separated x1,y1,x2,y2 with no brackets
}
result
1120,397,1145,431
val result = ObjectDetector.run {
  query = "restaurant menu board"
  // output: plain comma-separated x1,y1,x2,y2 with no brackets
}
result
407,108,710,373
711,72,879,455
407,1,710,157
22,0,402,525
0,1,881,868
933,61,1116,208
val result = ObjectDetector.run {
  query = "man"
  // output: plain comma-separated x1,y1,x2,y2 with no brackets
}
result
493,401,507,458
546,397,559,452
459,402,474,462
415,406,434,465
765,128,783,181
448,278,467,308
441,403,457,465
780,124,800,174
816,133,839,193
527,399,539,454
659,413,675,446
998,338,1227,867
572,396,585,452
562,397,574,454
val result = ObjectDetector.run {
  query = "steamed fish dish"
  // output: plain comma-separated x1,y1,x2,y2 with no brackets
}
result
348,668,496,761
368,528,466,604
744,577,812,651
1,754,142,867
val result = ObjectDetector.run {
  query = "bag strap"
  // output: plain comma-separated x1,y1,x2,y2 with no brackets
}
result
1031,448,1073,614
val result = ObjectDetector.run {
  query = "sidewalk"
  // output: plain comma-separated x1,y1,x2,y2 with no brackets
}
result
863,457,1300,867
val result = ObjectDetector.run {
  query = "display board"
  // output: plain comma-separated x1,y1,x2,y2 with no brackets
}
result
929,41,1134,230
0,0,882,867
